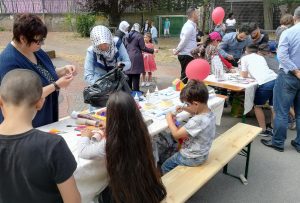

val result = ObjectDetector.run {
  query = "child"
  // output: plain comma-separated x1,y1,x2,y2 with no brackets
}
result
78,91,166,203
161,80,216,174
141,32,157,87
0,69,80,203
191,31,234,73
150,22,158,45
240,44,277,136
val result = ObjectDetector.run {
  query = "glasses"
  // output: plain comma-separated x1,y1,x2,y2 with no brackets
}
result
33,37,46,45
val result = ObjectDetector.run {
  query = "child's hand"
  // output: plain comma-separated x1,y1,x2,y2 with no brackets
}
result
229,69,236,73
80,128,94,138
166,112,175,122
99,120,106,130
176,105,184,113
154,49,159,53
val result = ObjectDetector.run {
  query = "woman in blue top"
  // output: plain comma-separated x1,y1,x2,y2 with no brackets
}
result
84,25,131,86
0,14,76,127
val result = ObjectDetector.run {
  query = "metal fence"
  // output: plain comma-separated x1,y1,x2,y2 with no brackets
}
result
0,0,85,14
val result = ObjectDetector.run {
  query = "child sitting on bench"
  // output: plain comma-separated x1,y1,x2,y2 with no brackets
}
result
161,80,216,174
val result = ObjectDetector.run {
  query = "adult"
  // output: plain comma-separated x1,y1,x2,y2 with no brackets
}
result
0,14,76,127
275,14,294,45
248,22,269,45
225,12,237,33
115,21,130,44
84,25,131,86
164,18,171,37
261,7,300,153
173,7,199,84
150,21,158,45
142,19,151,34
218,24,252,67
124,23,155,91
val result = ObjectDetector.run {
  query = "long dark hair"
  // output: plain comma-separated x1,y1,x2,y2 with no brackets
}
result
105,91,167,203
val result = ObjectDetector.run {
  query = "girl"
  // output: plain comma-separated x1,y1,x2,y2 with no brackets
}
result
191,31,234,73
141,32,157,87
78,91,166,203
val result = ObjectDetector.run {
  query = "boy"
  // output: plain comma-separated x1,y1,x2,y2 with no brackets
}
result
0,69,81,203
161,80,216,174
240,44,277,136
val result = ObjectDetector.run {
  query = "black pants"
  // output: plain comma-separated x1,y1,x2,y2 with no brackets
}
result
127,74,140,91
178,55,194,84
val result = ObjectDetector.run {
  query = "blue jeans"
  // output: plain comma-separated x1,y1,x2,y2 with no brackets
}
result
161,152,207,174
272,70,300,148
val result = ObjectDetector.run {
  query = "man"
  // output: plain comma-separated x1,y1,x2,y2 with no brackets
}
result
164,18,171,37
261,7,300,153
151,22,158,45
173,7,199,84
248,22,269,45
218,24,252,67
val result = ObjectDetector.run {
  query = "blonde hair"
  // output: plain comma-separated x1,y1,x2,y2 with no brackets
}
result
280,14,293,26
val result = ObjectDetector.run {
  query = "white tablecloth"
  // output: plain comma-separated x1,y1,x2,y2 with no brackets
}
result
205,74,258,114
38,88,225,203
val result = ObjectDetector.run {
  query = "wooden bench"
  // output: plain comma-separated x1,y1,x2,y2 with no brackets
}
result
161,123,262,203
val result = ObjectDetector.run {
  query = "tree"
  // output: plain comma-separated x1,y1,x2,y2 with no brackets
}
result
263,0,273,30
81,0,157,26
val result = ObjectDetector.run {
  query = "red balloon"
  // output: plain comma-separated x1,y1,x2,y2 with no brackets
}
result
186,59,210,81
212,7,225,25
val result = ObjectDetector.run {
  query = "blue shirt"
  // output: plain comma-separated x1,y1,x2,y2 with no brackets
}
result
151,26,158,38
218,32,252,59
84,37,131,85
277,23,300,73
164,20,170,29
0,43,59,127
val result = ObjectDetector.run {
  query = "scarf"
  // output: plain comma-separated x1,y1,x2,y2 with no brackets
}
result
90,25,118,67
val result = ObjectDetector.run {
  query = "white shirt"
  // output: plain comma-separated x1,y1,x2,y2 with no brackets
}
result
241,53,277,85
226,18,236,27
176,19,197,56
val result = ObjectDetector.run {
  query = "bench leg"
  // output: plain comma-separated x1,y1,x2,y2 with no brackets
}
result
222,142,252,185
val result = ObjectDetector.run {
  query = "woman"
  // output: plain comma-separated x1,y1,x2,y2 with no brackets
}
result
84,25,131,86
0,14,76,127
275,14,294,44
225,12,236,33
124,23,155,91
115,21,130,44
106,91,166,203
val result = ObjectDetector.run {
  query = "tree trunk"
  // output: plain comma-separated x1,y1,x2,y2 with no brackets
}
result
263,0,273,30
108,0,121,27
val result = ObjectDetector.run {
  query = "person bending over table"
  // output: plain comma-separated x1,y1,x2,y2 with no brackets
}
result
240,44,277,137
0,14,77,127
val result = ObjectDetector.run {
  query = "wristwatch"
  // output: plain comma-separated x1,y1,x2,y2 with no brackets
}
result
52,82,60,91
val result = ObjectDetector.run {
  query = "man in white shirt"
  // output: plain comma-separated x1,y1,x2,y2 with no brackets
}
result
173,7,199,83
225,13,236,33
240,44,277,137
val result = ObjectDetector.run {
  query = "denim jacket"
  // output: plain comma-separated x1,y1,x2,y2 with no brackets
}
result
218,32,251,59
84,37,131,85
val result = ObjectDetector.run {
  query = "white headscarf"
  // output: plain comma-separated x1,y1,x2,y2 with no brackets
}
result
119,21,130,34
131,23,141,33
90,25,117,65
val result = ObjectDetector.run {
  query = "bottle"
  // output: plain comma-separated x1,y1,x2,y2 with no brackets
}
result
213,55,224,81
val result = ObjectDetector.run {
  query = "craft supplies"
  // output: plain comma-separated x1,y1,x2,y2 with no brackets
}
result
76,118,100,127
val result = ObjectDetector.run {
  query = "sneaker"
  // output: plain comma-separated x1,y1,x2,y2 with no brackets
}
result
146,82,151,87
261,139,284,152
259,129,273,137
291,140,300,153
266,123,273,131
141,82,145,87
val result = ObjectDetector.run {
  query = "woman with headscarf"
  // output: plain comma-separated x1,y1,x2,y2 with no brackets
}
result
124,23,155,91
84,25,131,86
115,21,130,45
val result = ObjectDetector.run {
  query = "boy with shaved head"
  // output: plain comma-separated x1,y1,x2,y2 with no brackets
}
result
0,69,81,203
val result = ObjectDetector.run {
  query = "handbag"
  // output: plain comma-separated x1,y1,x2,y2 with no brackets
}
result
83,67,131,107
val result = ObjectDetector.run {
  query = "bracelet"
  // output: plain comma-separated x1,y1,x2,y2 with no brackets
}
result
52,82,60,91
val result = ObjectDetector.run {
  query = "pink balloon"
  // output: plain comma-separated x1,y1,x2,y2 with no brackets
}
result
186,59,210,81
212,7,225,25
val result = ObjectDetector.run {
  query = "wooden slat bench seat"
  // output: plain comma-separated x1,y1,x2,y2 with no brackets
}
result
161,123,262,203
